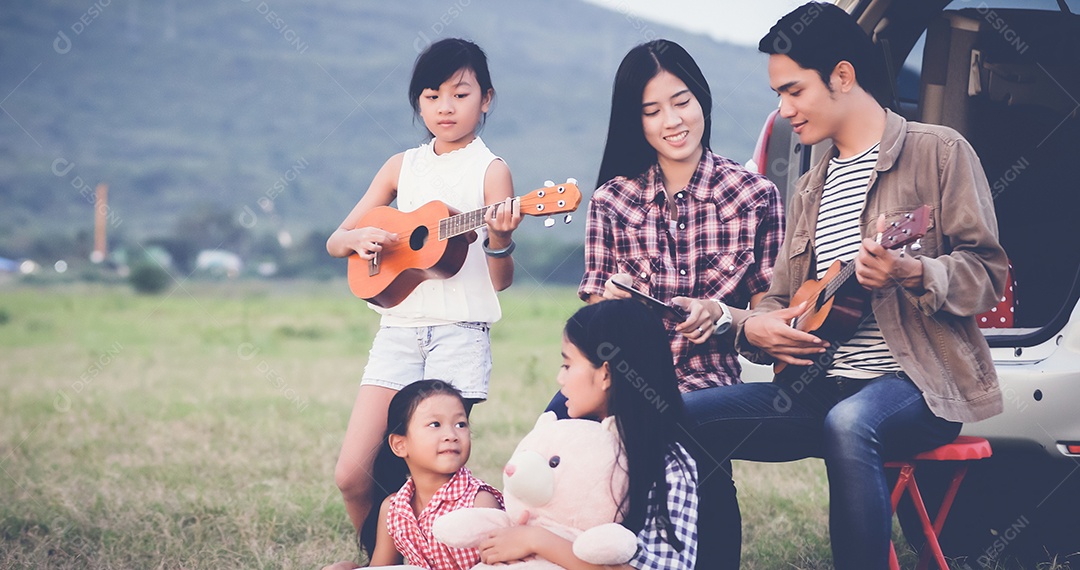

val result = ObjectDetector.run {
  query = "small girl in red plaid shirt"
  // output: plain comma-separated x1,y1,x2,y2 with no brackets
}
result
324,380,503,570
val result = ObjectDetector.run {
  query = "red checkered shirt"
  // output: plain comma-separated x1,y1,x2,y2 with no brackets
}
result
579,150,784,391
386,466,504,570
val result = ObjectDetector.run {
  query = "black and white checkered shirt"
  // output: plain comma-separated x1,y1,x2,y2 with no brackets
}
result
629,442,698,570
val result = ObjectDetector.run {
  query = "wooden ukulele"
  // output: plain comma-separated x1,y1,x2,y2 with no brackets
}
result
348,179,582,308
774,205,930,374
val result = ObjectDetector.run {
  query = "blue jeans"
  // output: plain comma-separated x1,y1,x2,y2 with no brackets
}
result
682,372,961,570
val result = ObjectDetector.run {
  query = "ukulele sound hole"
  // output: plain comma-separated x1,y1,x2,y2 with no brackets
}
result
410,226,428,251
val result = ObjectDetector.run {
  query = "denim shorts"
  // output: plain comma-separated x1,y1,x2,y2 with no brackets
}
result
360,322,492,400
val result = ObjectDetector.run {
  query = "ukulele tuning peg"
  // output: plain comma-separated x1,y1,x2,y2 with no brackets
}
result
544,216,556,228
910,238,923,252
563,214,573,224
544,180,555,188
566,177,578,185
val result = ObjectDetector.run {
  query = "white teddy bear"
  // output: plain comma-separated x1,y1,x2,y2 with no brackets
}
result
432,412,637,569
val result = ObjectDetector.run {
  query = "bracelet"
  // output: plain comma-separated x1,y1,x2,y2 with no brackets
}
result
482,237,516,258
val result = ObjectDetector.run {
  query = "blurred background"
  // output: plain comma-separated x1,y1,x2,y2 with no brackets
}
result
0,0,799,289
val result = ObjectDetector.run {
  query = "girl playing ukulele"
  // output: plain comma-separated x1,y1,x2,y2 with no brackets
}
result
325,38,522,555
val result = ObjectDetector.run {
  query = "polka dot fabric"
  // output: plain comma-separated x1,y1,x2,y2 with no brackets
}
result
977,263,1016,328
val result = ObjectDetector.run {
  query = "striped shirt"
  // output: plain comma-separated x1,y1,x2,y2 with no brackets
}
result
814,144,901,379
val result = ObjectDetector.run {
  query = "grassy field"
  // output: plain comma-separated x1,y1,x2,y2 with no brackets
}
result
1,279,932,569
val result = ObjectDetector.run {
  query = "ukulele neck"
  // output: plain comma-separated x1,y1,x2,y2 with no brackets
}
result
820,230,884,303
439,198,519,240
823,260,857,301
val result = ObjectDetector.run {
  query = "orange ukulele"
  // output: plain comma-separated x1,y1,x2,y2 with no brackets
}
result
775,205,931,375
348,179,582,308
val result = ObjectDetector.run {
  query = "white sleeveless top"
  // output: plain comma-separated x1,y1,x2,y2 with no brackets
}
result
374,137,503,326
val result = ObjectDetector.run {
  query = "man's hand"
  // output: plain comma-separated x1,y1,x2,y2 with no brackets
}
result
855,214,924,290
743,303,829,367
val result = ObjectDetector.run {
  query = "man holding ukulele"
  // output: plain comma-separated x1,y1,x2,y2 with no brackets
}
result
685,4,1009,569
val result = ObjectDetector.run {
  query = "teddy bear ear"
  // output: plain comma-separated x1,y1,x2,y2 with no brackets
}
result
535,411,558,429
600,416,618,434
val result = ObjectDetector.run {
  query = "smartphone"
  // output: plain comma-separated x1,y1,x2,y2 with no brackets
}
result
612,280,688,322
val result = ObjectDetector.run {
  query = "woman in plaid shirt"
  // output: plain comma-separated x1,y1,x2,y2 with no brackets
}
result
579,39,784,392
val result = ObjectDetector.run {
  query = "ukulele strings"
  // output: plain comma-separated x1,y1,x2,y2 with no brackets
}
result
377,196,531,252
792,220,915,330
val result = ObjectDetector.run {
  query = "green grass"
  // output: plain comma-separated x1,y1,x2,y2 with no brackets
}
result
1,279,1045,569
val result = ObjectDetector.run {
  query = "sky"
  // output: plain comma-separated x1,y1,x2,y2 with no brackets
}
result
581,0,808,47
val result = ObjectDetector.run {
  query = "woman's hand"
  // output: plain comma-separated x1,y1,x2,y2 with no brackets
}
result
601,273,635,300
671,298,724,344
743,303,829,366
348,227,398,260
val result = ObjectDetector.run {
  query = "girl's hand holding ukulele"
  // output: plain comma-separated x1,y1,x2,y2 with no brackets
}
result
349,227,399,260
485,196,522,247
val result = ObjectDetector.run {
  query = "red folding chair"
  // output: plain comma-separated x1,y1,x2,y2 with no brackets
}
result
887,436,993,570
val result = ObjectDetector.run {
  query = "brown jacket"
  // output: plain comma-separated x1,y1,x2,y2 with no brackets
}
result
737,110,1008,423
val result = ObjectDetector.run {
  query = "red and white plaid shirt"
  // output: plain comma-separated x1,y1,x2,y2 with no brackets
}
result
386,466,504,570
579,150,784,391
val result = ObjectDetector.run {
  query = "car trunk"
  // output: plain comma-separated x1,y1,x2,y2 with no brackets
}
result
915,5,1080,344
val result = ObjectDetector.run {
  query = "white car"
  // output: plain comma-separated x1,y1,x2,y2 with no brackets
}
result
749,0,1080,566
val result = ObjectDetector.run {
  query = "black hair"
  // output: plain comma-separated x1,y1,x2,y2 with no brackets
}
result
408,38,494,135
758,2,887,103
358,380,467,557
563,299,689,550
595,40,713,188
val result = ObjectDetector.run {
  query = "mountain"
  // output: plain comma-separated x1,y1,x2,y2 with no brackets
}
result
0,0,777,267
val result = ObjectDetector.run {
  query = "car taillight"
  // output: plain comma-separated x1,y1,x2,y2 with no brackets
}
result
749,108,780,175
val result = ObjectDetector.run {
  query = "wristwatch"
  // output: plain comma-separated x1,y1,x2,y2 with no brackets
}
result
712,300,733,334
